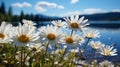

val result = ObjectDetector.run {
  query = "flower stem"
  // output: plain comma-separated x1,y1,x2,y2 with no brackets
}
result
93,49,96,60
21,47,24,67
70,30,74,37
52,48,55,67
104,56,107,61
55,48,67,67
24,50,31,62
14,45,17,67
83,38,91,50
80,38,91,60
45,43,49,56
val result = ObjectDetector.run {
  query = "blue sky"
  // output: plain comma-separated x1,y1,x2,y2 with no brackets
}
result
0,0,120,16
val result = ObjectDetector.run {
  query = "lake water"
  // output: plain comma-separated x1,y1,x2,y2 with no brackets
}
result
38,21,120,63
84,27,120,63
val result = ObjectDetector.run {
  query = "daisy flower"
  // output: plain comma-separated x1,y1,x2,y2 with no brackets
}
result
0,21,12,43
22,19,37,26
60,34,80,47
10,24,40,46
78,36,85,45
51,20,66,28
91,60,98,67
29,43,45,52
64,15,89,31
22,19,37,29
39,25,64,45
98,45,117,56
83,29,100,39
89,41,104,50
99,60,114,67
76,60,88,67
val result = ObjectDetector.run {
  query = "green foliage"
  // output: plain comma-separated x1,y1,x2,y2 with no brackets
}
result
0,1,6,14
8,6,12,16
0,43,82,67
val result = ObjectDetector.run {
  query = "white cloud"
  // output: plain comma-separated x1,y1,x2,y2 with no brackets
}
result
58,5,64,9
37,1,57,8
59,8,107,17
83,8,107,14
12,2,32,8
71,0,79,4
35,6,46,12
35,1,64,12
60,11,82,17
112,9,120,12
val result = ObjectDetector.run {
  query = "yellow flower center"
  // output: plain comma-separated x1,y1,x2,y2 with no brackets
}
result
65,37,74,44
104,50,110,56
93,44,99,49
70,22,79,28
79,37,83,41
95,44,98,47
47,33,56,40
18,35,29,43
86,33,94,38
0,33,5,39
90,33,94,37
57,23,61,27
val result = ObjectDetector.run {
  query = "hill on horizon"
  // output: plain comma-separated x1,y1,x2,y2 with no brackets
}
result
36,12,120,21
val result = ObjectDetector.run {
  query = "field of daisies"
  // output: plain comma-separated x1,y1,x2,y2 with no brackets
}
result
0,15,119,67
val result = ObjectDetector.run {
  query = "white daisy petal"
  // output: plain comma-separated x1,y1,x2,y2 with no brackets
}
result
0,21,12,43
10,23,39,46
39,25,64,45
89,41,104,50
99,60,114,67
64,15,88,31
83,29,100,39
98,45,117,56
